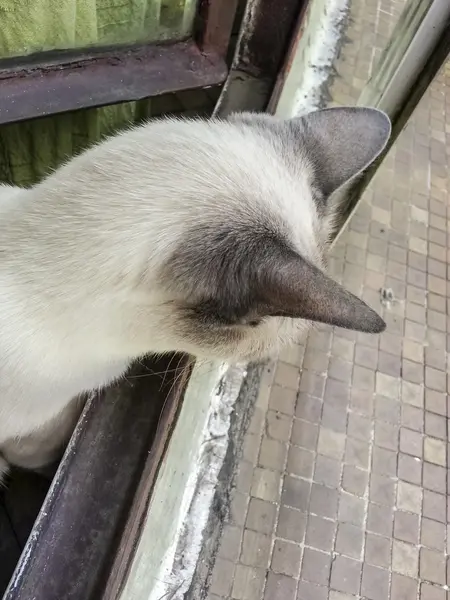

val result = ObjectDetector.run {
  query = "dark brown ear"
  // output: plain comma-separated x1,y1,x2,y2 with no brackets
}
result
229,107,391,199
257,253,385,334
294,106,392,197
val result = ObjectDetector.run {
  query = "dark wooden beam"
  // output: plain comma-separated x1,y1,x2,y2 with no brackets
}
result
0,41,227,125
3,355,192,600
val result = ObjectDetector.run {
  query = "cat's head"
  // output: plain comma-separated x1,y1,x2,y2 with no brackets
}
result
154,107,391,360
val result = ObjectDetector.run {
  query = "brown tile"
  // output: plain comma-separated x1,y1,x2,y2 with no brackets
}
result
218,524,242,562
420,548,446,584
274,362,300,389
286,445,314,479
281,475,310,511
232,565,265,600
392,540,419,577
423,489,446,522
291,418,319,451
425,411,447,439
322,403,348,433
251,468,281,503
301,548,331,586
390,573,418,600
424,436,447,466
365,533,390,568
350,388,374,416
299,370,326,399
259,438,287,471
267,410,291,442
310,483,339,519
401,407,423,437
296,581,328,600
345,437,370,469
420,583,447,600
424,347,446,372
242,433,261,463
236,461,254,494
277,506,306,543
328,357,353,383
402,380,424,407
370,473,396,507
210,558,235,596
403,339,424,363
374,421,399,451
271,539,302,577
372,446,397,478
314,455,341,488
248,407,265,435
317,427,346,459
402,358,424,384
361,564,390,600
240,529,271,568
355,344,378,369
324,378,350,407
303,349,329,373
296,394,322,423
338,492,365,527
331,335,355,361
425,389,447,415
374,395,400,424
343,463,368,495
305,514,336,552
353,365,375,391
423,462,446,494
335,522,363,559
394,510,420,544
425,366,447,392
397,452,422,485
269,385,297,416
421,517,446,551
330,556,362,595
397,480,422,513
399,427,423,457
279,343,305,367
229,490,249,527
264,572,297,600
376,372,400,399
347,412,372,440
246,498,276,535
308,329,332,353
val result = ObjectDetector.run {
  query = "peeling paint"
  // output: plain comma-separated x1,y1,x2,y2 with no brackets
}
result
276,0,349,117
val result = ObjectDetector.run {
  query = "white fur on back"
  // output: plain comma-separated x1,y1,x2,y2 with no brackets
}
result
0,119,322,472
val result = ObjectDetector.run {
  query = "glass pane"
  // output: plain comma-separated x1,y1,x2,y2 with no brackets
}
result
0,0,198,59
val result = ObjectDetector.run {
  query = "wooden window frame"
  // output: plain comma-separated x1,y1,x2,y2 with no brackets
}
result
0,0,239,125
3,1,309,598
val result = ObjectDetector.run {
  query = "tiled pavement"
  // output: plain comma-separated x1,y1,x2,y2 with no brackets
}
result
207,0,450,599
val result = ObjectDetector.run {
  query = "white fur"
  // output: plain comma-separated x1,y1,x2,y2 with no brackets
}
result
0,118,333,479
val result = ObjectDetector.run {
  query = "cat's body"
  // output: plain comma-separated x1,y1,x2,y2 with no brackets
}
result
0,109,391,482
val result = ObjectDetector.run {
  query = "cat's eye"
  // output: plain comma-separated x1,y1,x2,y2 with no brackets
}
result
248,319,261,327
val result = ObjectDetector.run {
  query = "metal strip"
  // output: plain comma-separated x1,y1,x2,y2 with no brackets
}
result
214,0,308,115
0,41,227,125
3,355,191,600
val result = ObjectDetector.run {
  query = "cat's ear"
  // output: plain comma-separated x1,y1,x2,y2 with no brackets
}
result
257,253,385,333
291,107,391,197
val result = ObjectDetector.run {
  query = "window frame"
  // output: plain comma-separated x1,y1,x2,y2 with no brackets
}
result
0,0,239,125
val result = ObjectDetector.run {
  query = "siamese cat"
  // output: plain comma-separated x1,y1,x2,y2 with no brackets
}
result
0,107,390,483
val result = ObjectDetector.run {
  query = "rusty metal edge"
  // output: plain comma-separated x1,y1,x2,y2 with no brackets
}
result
196,0,240,58
0,41,227,125
214,0,309,116
3,355,192,600
266,0,310,113
103,358,195,600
